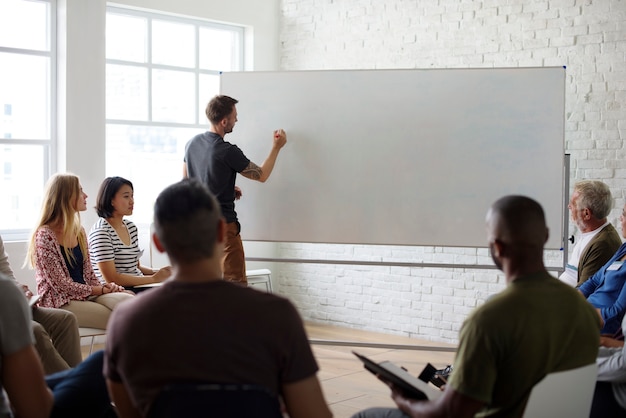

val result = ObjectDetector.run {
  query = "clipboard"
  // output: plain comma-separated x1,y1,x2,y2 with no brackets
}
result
352,351,442,400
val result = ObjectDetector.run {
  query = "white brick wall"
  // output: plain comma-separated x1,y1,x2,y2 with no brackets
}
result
275,0,626,344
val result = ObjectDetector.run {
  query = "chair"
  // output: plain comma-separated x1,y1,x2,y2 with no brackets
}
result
247,268,272,293
522,363,597,418
79,327,106,355
147,383,282,418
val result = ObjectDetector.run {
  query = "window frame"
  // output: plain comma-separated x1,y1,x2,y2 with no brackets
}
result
106,6,245,128
0,0,57,240
104,6,245,229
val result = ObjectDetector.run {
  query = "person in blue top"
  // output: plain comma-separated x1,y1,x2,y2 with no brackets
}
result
579,203,626,335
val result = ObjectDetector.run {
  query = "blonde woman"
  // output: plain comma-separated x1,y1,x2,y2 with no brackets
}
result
26,173,134,330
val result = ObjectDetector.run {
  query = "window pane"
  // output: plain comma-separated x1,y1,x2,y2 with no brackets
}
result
152,70,195,123
106,124,196,224
0,0,50,51
0,145,45,230
106,64,148,120
199,74,220,123
199,27,241,71
0,52,50,139
152,20,195,68
106,13,147,63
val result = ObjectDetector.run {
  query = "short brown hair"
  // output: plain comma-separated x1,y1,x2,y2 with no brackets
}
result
205,95,238,125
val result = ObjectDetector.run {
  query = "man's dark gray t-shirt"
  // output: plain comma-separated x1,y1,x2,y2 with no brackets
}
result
184,132,250,223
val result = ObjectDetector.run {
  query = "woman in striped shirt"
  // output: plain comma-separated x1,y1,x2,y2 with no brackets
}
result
88,177,171,293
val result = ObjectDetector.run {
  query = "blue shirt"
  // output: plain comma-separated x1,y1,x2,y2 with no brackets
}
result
579,242,626,334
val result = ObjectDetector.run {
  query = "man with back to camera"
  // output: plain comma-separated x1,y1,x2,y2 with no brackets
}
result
104,179,332,418
183,95,287,285
559,180,621,287
352,195,600,418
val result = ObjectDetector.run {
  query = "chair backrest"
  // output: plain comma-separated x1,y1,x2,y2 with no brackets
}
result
522,363,597,418
148,383,282,418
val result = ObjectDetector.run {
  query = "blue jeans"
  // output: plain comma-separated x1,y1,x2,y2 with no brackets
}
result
46,350,115,418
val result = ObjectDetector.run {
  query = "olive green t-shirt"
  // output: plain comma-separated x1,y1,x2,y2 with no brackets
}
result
448,271,600,418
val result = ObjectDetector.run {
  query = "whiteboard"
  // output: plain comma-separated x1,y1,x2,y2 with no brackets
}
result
221,68,565,248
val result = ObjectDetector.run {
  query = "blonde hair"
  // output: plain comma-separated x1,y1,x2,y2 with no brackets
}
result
26,173,87,268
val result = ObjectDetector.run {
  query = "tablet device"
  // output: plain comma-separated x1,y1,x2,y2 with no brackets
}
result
353,351,439,400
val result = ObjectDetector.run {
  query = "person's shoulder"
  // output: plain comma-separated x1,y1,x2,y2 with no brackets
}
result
243,287,302,319
539,276,598,318
601,222,620,236
35,225,54,240
187,131,214,145
90,217,111,232
221,282,297,311
468,274,551,316
592,224,622,247
0,274,20,290
123,219,137,231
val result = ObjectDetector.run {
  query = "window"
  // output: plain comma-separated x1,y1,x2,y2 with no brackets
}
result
105,7,244,226
0,0,55,238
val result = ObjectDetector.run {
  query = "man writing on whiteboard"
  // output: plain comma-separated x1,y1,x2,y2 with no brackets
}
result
183,95,287,285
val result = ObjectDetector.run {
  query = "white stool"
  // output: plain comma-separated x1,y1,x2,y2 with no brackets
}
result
247,269,272,293
79,327,106,355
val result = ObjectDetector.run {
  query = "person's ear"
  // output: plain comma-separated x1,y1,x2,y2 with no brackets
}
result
152,232,165,253
492,239,505,257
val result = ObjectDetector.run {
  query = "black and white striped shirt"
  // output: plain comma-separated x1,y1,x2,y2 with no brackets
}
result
88,218,143,280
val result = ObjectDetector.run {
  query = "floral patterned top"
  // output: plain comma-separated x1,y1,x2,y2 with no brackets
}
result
34,225,101,308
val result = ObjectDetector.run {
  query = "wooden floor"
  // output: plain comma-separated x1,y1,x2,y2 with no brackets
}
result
82,322,457,418
306,322,456,418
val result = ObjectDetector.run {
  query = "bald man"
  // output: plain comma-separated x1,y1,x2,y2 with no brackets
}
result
353,195,601,418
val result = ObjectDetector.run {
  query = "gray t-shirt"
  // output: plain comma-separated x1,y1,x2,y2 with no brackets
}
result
0,274,35,418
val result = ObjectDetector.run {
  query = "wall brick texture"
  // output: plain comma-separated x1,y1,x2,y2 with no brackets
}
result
275,0,626,344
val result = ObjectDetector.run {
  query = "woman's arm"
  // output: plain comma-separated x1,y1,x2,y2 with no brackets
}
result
597,337,626,382
578,266,604,297
599,271,626,328
97,259,167,286
82,228,106,288
139,264,172,280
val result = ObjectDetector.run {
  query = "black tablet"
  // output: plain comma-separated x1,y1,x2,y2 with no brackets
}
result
353,351,430,400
